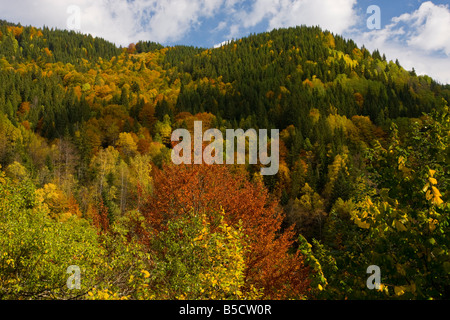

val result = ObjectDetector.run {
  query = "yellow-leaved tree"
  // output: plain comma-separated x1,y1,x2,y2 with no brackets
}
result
135,209,262,300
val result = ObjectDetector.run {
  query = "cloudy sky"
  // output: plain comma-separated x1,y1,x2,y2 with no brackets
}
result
0,0,449,83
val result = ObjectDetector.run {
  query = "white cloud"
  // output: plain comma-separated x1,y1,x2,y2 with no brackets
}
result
231,0,358,35
268,0,358,34
213,21,228,32
139,0,225,43
351,1,450,84
0,0,226,46
393,1,450,55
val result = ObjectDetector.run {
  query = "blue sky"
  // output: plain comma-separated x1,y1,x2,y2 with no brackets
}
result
179,0,448,48
0,0,449,83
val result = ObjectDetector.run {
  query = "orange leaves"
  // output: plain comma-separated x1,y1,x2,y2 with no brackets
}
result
354,92,364,109
73,85,83,99
141,164,310,299
17,102,30,118
303,78,314,88
92,199,110,233
139,103,157,129
43,47,53,57
137,139,151,155
266,90,275,99
21,121,31,131
95,84,113,99
7,26,23,38
29,27,43,40
35,183,82,222
174,112,216,135
128,43,136,54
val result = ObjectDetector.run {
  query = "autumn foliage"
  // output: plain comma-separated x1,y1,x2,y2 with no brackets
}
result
1,21,449,301
141,164,310,299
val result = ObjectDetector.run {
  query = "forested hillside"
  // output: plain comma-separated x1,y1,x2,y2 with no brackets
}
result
0,21,449,300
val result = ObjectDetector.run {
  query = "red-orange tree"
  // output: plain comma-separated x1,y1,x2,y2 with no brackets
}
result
141,164,310,299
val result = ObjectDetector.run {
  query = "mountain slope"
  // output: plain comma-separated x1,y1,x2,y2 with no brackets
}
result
0,21,449,300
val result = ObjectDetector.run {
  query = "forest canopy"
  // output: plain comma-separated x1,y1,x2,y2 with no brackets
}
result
0,21,449,300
